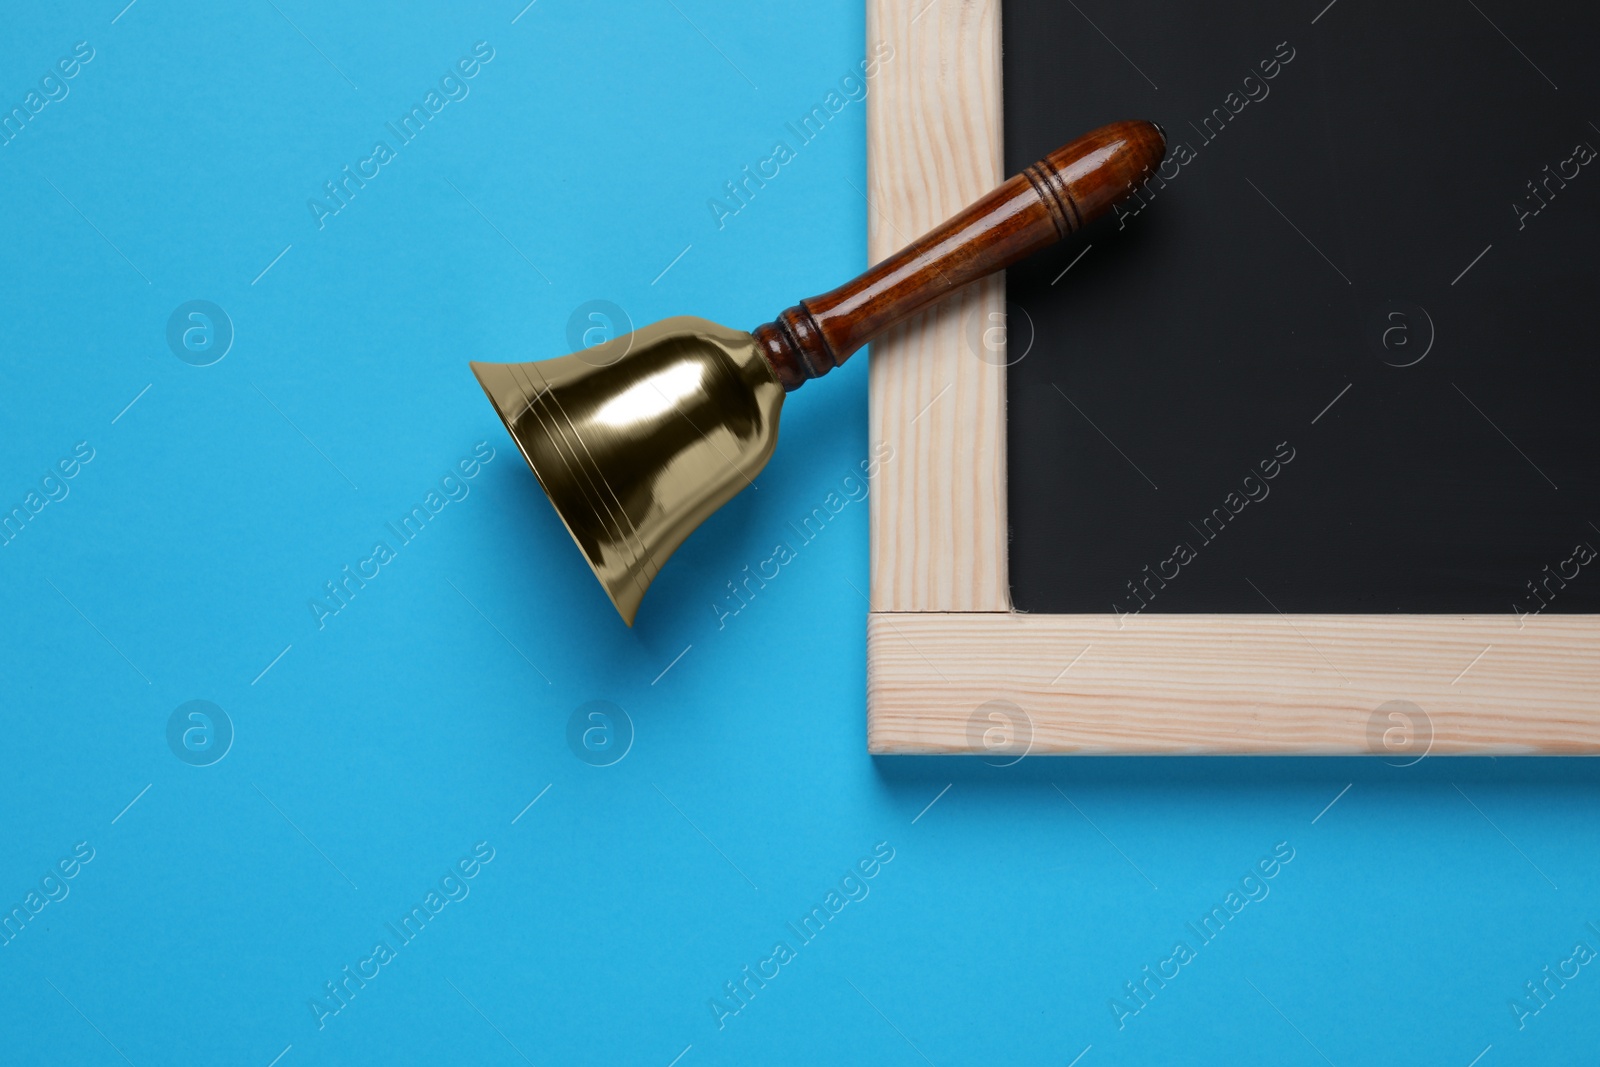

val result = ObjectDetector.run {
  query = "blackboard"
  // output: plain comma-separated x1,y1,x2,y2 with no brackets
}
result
1003,0,1599,615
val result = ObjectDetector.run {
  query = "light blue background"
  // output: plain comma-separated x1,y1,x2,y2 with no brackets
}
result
2,2,1598,1064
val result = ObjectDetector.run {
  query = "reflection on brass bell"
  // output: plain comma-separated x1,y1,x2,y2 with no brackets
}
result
472,121,1166,624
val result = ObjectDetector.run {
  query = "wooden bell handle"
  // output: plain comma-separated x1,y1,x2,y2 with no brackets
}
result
753,119,1166,391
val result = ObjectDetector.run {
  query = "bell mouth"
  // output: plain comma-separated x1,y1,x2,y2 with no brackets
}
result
472,358,654,623
470,316,785,626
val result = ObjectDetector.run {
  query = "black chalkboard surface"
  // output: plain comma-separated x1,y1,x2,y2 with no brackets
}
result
1003,0,1599,616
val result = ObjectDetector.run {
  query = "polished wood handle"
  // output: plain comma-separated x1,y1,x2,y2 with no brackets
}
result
753,119,1166,390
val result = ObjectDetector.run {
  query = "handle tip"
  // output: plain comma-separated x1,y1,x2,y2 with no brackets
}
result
1046,119,1168,228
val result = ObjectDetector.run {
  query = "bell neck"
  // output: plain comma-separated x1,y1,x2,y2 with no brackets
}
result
751,305,837,392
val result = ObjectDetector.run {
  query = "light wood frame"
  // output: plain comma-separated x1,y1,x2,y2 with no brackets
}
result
862,0,1600,754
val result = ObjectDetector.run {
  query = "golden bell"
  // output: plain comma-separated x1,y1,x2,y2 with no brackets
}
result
471,121,1167,625
471,317,785,626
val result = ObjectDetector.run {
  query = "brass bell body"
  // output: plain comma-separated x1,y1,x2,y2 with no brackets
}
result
471,317,785,626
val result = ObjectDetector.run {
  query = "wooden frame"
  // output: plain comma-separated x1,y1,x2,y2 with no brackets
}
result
862,0,1600,754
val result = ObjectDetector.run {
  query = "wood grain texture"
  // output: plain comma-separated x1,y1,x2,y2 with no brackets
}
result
867,612,1600,754
865,0,1008,611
